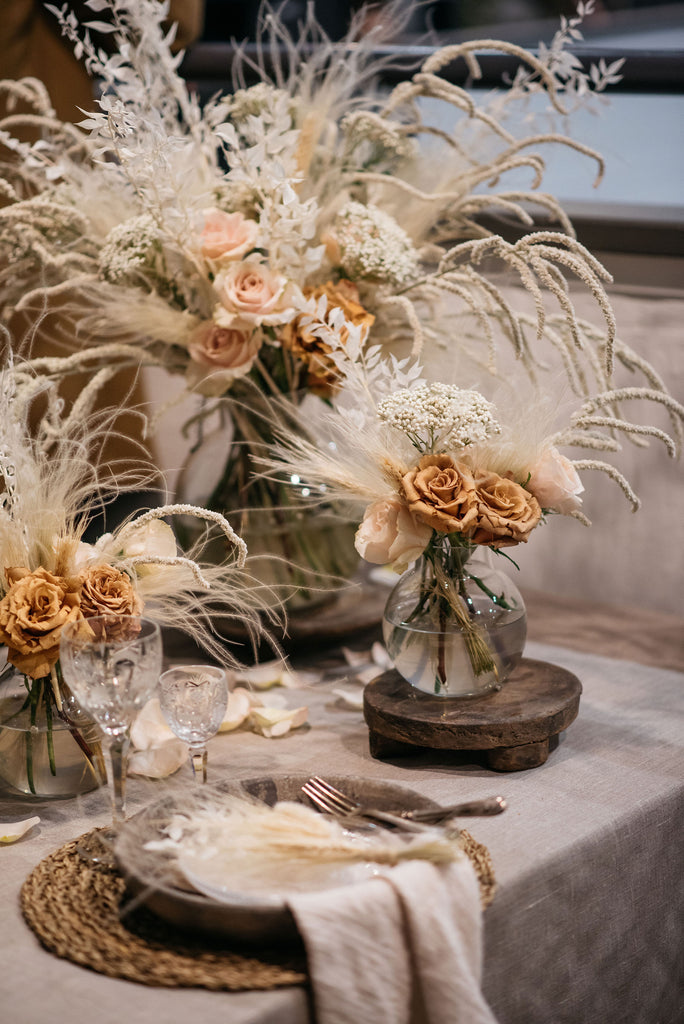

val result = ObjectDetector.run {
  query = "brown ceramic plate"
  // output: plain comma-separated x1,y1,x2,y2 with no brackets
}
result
115,774,439,946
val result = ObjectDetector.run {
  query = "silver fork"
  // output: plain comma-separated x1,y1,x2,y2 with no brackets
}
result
301,777,505,832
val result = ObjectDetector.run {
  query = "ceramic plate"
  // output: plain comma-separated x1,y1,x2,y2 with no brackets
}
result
114,774,440,946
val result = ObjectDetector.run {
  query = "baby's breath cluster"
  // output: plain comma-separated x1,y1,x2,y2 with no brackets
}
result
378,383,500,452
333,202,419,287
98,214,160,285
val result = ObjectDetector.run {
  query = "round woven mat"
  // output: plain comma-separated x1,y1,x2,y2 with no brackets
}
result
21,827,496,990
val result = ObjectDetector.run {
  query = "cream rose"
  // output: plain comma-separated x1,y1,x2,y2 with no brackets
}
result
526,446,584,514
200,208,258,262
470,471,542,548
214,260,293,327
0,566,82,679
186,321,262,396
79,565,143,620
401,454,479,534
355,499,432,571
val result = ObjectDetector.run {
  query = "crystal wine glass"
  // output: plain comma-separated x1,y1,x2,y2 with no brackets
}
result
158,665,228,783
59,615,163,838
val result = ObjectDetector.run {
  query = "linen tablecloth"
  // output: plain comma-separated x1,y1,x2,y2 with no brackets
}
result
1,599,682,1024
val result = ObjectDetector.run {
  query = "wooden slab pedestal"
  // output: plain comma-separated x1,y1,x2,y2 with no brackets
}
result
363,658,582,771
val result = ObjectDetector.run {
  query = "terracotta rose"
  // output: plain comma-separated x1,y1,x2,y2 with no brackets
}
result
401,454,478,534
470,471,542,547
0,566,82,679
280,280,374,394
79,565,143,619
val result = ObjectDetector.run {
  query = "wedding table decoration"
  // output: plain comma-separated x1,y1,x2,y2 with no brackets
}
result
261,327,682,701
0,355,272,797
0,0,652,623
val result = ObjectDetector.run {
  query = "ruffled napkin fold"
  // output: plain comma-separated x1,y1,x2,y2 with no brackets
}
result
287,856,498,1024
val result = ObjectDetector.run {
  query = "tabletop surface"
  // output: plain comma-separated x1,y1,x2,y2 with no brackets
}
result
1,590,682,1024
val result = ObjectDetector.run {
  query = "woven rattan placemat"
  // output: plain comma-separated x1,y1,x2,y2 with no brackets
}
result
20,827,496,990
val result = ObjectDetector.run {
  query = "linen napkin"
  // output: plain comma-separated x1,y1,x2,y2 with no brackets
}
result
287,855,498,1024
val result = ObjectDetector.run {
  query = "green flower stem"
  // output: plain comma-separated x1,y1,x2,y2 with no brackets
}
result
44,692,56,777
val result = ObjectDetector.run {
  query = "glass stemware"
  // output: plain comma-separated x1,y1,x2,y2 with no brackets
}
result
59,615,162,835
158,665,228,783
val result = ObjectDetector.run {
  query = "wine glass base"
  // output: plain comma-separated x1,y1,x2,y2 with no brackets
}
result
76,826,117,867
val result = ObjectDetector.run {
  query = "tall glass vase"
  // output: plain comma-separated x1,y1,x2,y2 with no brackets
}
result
382,540,526,699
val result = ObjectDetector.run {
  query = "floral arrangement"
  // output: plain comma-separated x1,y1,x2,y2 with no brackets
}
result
2,0,683,631
0,1,643,593
260,314,683,693
0,352,272,792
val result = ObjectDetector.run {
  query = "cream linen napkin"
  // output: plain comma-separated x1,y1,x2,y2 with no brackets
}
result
287,856,498,1024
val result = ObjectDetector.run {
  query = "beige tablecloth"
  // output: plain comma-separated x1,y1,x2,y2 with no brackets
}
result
1,603,682,1024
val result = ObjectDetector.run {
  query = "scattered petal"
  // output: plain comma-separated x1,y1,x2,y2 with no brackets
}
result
130,698,176,749
342,646,371,667
0,816,40,844
332,686,365,710
234,660,290,689
128,739,188,778
249,705,308,738
371,642,392,669
219,686,261,732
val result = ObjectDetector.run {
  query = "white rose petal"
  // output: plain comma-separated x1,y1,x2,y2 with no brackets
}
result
128,740,188,778
0,816,40,844
219,686,261,732
131,698,176,750
234,660,309,690
332,686,365,710
371,642,392,669
249,705,308,738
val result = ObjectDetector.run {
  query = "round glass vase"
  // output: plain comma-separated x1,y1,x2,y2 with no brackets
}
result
0,663,105,798
382,545,527,699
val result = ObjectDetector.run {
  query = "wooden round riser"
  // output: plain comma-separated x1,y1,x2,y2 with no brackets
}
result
363,658,582,771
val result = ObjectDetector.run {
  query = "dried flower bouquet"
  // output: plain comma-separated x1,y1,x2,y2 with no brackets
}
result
0,350,273,792
259,312,683,693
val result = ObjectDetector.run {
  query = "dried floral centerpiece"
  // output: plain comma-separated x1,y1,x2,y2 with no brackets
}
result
260,308,683,697
0,0,636,610
0,353,270,795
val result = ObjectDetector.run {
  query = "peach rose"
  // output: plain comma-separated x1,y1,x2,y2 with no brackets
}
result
200,208,258,262
214,260,293,327
355,499,432,571
187,321,262,395
79,565,143,620
401,454,479,534
526,446,584,514
0,566,82,679
469,471,542,548
280,279,375,395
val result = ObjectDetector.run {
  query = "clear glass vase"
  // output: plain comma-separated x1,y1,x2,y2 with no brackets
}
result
382,541,526,699
0,663,104,798
177,390,359,612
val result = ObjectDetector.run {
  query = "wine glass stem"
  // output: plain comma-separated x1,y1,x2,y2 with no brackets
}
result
105,733,130,828
190,746,208,783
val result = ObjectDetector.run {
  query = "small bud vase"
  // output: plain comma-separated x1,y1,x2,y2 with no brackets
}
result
382,541,526,698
